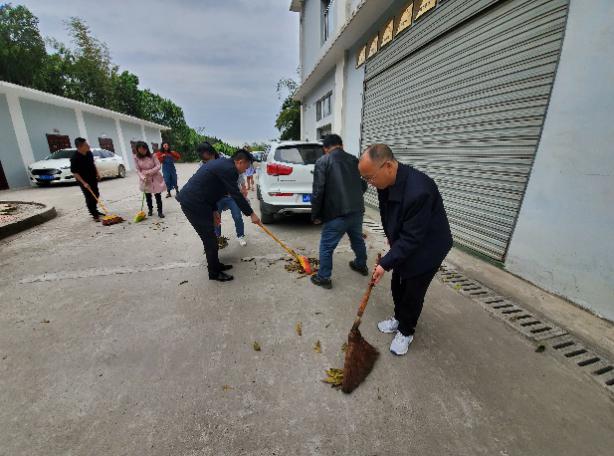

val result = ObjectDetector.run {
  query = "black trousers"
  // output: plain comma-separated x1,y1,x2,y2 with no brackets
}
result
180,203,221,276
145,193,162,213
391,266,439,336
79,181,99,217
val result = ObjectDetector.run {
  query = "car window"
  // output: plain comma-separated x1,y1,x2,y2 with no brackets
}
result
274,145,323,165
102,151,114,158
92,150,102,158
47,149,76,159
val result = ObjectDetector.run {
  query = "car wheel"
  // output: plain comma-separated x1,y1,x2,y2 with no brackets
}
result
259,200,275,225
256,185,262,201
117,165,126,178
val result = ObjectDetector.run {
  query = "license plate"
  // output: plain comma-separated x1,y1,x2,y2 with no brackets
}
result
38,175,54,180
302,194,311,202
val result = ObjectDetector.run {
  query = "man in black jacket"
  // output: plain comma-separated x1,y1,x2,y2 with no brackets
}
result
177,147,261,282
310,134,368,289
359,144,453,355
71,137,103,221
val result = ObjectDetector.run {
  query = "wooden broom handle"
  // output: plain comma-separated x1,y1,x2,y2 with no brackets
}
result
352,253,381,330
259,224,300,262
85,185,109,214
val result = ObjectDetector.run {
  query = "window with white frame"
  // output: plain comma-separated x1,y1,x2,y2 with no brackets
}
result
316,92,332,121
321,0,333,44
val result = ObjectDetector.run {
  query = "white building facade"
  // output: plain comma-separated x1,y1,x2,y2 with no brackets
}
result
0,81,169,190
290,0,614,321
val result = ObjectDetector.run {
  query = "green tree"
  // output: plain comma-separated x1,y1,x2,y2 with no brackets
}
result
110,71,141,116
275,78,300,140
0,4,46,86
63,17,114,107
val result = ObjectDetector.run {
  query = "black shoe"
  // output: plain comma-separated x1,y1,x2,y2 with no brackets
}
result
349,260,369,276
96,211,105,217
165,192,171,198
220,263,233,271
310,275,332,289
209,271,234,282
158,211,165,218
148,209,153,216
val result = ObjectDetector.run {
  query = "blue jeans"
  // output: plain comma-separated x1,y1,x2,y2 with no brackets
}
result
317,212,367,280
215,196,244,238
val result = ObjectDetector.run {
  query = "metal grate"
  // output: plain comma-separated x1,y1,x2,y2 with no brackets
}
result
438,264,614,396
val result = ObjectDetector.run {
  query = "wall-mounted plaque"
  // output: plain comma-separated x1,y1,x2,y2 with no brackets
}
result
396,2,413,35
356,45,367,68
367,34,379,59
380,19,394,47
414,0,436,21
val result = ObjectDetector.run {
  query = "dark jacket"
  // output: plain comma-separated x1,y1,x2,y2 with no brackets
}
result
177,158,253,216
311,148,367,222
378,163,453,278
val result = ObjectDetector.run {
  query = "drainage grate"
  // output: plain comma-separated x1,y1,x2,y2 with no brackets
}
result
438,263,614,396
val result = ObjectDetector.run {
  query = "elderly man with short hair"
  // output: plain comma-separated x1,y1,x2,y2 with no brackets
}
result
358,144,453,355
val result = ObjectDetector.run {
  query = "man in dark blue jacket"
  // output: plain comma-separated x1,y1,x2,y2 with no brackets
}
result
177,147,261,282
359,144,453,355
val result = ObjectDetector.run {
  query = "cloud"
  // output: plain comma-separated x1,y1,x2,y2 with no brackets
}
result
20,0,299,144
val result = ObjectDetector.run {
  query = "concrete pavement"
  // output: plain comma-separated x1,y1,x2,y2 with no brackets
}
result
1,164,613,455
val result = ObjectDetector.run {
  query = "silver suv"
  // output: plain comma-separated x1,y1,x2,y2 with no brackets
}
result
256,141,324,224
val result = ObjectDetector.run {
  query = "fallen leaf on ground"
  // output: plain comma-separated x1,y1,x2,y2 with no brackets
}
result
253,341,261,351
179,280,188,285
41,319,50,324
535,345,546,353
313,340,322,353
322,368,343,388
295,322,302,336
222,384,233,391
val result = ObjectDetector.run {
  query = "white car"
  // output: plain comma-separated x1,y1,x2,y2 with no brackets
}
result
28,148,126,186
256,141,324,224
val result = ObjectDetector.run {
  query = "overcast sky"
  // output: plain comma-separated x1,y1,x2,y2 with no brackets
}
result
20,0,299,146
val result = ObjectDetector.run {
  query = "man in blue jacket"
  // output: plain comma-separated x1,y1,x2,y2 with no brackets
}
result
177,148,261,282
359,144,453,355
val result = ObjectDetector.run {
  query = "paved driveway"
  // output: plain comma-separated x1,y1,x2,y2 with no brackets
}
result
1,164,613,455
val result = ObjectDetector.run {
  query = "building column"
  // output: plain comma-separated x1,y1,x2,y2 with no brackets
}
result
6,92,35,167
140,124,147,142
333,58,346,137
114,118,131,170
75,108,89,140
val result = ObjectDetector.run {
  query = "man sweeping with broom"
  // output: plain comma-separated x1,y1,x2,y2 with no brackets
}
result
358,144,453,356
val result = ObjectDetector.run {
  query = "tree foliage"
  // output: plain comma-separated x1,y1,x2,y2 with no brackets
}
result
0,4,237,161
275,78,300,141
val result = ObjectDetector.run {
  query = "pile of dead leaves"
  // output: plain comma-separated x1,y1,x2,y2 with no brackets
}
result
284,257,319,275
322,368,344,388
217,236,229,249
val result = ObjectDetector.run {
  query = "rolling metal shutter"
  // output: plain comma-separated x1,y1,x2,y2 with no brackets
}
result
360,0,569,261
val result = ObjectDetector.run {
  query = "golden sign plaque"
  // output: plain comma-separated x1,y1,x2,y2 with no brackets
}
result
367,34,379,59
381,19,394,47
356,45,367,68
396,2,413,35
414,0,436,21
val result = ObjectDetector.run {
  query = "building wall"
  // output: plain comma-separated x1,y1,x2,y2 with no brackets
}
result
302,70,335,141
342,44,365,156
20,98,80,161
301,0,324,78
506,0,614,321
83,112,120,153
144,127,162,148
0,94,29,188
119,121,144,169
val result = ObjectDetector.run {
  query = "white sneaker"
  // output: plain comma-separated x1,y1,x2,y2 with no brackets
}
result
237,236,247,247
390,331,414,356
377,316,399,334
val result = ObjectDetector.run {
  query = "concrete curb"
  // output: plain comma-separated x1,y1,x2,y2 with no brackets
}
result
0,201,57,241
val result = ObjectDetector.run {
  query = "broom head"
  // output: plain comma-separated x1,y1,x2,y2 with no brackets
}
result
341,326,379,394
298,255,312,274
101,214,124,226
133,210,146,223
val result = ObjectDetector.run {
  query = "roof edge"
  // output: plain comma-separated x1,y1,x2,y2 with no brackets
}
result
0,80,171,130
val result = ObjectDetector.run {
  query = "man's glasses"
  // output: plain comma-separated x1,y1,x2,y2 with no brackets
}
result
362,161,389,183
